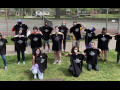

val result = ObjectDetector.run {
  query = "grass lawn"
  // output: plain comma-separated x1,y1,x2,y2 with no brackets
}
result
0,49,120,81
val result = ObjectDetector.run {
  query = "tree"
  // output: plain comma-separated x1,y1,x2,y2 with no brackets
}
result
55,8,60,18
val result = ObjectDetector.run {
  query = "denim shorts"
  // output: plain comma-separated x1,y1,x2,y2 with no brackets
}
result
43,39,50,44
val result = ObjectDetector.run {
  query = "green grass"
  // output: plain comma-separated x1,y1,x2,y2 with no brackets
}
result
0,49,120,81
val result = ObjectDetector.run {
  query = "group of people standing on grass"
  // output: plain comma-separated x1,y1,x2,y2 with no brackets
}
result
0,19,120,80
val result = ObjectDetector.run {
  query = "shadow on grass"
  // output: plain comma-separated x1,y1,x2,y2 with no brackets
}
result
23,69,34,80
57,67,73,77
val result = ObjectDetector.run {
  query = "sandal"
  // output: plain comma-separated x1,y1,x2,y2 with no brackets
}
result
99,58,102,62
104,59,107,63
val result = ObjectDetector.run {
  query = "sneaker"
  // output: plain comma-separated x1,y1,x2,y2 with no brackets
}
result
43,49,45,53
23,61,25,65
4,66,7,70
25,51,27,54
58,60,61,65
17,61,20,65
34,75,37,78
53,60,58,64
48,49,50,52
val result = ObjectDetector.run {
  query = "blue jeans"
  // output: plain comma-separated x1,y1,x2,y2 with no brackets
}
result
17,51,25,62
1,55,7,67
43,39,50,44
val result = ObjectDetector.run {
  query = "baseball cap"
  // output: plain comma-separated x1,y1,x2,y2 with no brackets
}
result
18,19,22,22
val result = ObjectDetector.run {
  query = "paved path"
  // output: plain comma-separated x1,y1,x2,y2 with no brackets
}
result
6,36,116,56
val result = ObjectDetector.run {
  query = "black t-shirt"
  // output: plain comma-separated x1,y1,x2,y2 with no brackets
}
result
51,33,63,51
13,24,28,36
70,24,82,40
11,35,28,51
35,53,48,73
96,34,112,50
59,26,68,40
115,35,120,52
39,26,53,40
0,38,8,55
28,34,43,48
84,48,100,65
70,54,85,75
84,29,96,45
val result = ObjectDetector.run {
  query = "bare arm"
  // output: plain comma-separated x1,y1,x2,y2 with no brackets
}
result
64,53,72,56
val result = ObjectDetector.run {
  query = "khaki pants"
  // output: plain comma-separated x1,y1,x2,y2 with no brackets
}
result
72,39,80,49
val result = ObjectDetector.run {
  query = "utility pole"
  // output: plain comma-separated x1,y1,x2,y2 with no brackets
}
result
5,8,9,37
43,8,44,25
106,8,109,29
118,10,120,33
76,8,78,23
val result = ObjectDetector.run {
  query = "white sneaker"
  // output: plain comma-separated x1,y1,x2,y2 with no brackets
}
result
58,60,61,65
25,51,27,54
17,61,20,65
23,61,25,65
34,75,37,78
48,49,50,52
43,49,45,53
53,60,58,64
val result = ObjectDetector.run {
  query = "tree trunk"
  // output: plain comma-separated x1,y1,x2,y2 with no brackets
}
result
55,8,60,18
20,8,22,17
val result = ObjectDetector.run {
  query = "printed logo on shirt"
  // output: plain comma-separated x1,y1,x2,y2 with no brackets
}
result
89,51,95,56
54,37,59,41
40,58,45,63
17,40,23,44
88,33,92,37
0,41,4,46
101,37,107,41
33,37,38,41
60,29,64,33
74,58,81,63
75,28,79,32
45,29,49,32
19,27,23,30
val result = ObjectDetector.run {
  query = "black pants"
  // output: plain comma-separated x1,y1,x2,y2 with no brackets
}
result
117,52,120,63
68,65,80,77
61,39,66,51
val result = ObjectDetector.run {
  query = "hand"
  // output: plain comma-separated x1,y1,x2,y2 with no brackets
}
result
4,37,6,39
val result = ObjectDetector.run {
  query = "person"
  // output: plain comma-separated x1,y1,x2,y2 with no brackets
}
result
11,19,29,36
59,21,70,52
0,33,8,70
70,21,86,50
11,29,28,65
11,19,29,54
28,26,43,53
84,27,96,49
39,22,53,53
114,33,120,64
83,41,101,71
30,48,48,80
95,28,112,63
64,46,85,77
50,26,64,65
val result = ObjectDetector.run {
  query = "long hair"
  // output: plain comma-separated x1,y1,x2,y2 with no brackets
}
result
71,46,79,53
33,47,42,57
0,33,2,38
